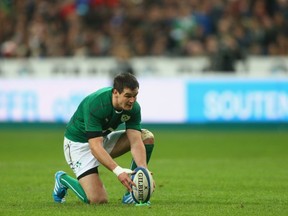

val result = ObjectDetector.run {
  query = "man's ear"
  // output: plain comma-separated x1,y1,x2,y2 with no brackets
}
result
112,89,117,94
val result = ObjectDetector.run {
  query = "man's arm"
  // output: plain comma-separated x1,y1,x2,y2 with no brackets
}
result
126,129,147,168
88,137,134,191
127,129,156,192
89,136,118,171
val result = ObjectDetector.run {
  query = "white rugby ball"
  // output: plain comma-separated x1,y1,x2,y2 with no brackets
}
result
131,167,153,203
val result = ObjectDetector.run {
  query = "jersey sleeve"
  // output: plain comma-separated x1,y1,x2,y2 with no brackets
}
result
125,103,142,131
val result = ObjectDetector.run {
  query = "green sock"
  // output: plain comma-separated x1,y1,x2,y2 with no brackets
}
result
60,174,89,204
130,144,154,171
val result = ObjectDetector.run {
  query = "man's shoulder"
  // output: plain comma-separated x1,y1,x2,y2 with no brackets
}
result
86,87,112,103
132,101,141,111
82,87,113,112
90,87,112,98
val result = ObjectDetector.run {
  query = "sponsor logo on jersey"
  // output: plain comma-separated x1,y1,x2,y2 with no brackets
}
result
121,114,131,122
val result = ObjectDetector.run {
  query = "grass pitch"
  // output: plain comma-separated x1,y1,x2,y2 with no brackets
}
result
0,124,287,216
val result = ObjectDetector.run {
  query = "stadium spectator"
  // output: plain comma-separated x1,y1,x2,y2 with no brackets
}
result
0,0,287,58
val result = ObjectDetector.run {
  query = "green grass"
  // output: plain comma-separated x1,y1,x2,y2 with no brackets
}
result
0,124,288,216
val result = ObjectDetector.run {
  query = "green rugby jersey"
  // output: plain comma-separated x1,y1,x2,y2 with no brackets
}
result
65,87,142,142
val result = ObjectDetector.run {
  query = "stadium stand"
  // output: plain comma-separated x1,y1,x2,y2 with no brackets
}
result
0,0,287,60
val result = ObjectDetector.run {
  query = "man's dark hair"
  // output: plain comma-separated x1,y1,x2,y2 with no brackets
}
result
113,73,139,93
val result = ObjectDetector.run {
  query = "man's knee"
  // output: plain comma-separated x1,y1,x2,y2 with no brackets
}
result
141,129,154,144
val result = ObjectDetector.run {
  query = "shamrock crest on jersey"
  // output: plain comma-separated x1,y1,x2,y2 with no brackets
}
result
121,114,131,122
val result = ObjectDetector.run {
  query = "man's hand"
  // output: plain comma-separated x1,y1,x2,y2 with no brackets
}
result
118,172,136,192
113,166,136,191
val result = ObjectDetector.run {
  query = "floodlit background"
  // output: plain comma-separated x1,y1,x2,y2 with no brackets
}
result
1,0,288,125
1,1,288,215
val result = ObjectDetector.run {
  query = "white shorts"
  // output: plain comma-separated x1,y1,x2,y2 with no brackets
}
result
64,130,125,178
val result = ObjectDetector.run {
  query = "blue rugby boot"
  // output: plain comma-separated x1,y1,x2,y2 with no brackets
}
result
53,171,68,203
122,192,151,205
122,192,135,204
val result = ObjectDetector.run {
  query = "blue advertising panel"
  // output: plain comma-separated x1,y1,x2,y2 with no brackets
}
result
187,79,288,123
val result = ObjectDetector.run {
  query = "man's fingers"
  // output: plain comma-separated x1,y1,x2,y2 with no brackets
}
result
130,180,136,187
121,179,133,191
119,173,136,191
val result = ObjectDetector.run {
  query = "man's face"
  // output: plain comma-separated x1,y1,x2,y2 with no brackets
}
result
114,87,138,110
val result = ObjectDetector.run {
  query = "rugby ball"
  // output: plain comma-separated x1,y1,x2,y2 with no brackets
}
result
131,167,153,203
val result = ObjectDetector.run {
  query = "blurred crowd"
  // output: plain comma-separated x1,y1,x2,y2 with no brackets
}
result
0,0,288,65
